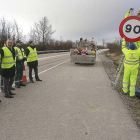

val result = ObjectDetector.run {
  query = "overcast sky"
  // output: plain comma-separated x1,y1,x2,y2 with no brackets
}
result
0,0,140,44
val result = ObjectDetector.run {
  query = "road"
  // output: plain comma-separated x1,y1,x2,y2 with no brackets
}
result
0,50,140,140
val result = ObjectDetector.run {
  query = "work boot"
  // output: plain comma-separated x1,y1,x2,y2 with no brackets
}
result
130,95,136,98
36,79,42,81
11,87,15,90
5,95,14,98
30,80,34,83
20,82,26,86
9,92,16,95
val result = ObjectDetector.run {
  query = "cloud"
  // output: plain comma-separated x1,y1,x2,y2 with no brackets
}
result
0,0,140,44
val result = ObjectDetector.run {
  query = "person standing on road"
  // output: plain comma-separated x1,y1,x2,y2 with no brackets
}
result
0,54,2,102
26,41,42,83
0,39,16,98
14,40,26,88
122,40,140,97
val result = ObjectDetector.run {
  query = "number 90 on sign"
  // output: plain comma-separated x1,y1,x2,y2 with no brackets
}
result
123,20,140,37
119,16,140,42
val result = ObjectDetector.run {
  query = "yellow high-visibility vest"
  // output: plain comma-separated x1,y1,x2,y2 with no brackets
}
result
2,46,15,68
14,46,25,60
27,46,38,62
122,41,140,68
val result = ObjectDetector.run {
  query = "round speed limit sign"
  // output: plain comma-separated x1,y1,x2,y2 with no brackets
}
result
119,16,140,42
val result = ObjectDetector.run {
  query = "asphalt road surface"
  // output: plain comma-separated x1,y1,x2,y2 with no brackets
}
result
0,50,140,140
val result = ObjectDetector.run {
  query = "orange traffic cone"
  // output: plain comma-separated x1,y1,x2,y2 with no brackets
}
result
22,65,27,83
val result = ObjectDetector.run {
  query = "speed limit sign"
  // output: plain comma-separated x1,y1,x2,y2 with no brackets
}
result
119,16,140,42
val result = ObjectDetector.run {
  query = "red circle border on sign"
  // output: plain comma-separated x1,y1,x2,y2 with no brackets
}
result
119,16,140,42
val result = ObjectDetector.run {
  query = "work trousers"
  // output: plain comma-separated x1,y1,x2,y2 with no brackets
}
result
15,63,24,86
3,77,14,96
29,66,39,81
123,67,138,97
1,77,3,91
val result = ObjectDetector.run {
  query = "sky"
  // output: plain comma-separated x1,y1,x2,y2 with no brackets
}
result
0,0,140,44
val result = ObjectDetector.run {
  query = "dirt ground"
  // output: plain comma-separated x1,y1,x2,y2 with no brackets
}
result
98,51,140,128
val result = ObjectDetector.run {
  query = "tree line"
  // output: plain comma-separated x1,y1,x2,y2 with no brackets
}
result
0,16,72,50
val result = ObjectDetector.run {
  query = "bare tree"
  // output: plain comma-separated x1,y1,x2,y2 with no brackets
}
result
29,16,55,45
13,20,23,41
0,18,24,47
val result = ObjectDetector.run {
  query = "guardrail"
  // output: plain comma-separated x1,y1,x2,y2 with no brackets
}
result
37,50,70,54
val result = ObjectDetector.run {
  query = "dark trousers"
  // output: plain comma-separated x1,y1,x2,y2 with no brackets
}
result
29,66,39,81
15,63,24,86
3,77,14,96
1,77,3,91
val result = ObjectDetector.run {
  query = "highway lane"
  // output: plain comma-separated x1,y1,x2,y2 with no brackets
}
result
0,50,140,140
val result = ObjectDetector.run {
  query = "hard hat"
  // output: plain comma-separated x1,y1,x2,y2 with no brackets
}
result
129,43,136,50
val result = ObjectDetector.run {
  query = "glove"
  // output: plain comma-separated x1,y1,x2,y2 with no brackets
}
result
129,8,134,12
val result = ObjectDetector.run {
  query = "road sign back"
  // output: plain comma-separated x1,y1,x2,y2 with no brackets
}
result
119,16,140,42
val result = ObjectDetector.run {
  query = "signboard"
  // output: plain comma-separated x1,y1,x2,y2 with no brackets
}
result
119,16,140,42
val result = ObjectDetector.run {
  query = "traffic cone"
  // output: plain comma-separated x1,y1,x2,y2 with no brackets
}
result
22,65,27,83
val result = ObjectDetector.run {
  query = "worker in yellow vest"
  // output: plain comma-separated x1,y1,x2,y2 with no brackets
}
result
0,39,16,98
26,41,42,83
122,40,140,97
14,40,26,88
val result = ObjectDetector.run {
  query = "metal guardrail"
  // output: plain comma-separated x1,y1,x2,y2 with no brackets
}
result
37,50,70,54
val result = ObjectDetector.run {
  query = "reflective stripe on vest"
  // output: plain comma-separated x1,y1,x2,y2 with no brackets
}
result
15,47,24,60
124,58,139,65
2,47,15,68
27,47,38,62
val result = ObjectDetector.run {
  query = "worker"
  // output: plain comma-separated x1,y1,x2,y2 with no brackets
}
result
125,8,140,49
14,40,26,88
0,54,2,102
0,39,16,98
122,40,140,97
26,41,42,83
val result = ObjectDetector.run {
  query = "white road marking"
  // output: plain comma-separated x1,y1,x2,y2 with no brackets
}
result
0,60,70,93
38,54,69,60
24,54,69,65
30,59,70,78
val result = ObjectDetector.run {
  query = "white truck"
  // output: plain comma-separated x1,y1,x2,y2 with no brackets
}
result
70,38,96,65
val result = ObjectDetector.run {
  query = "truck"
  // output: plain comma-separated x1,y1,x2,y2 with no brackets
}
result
70,38,96,65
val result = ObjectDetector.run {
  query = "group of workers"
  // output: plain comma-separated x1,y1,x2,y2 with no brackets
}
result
122,9,140,98
0,9,140,101
0,39,42,101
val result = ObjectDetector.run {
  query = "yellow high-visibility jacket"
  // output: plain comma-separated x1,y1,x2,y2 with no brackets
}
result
27,46,38,62
14,46,26,60
1,46,15,69
122,41,140,69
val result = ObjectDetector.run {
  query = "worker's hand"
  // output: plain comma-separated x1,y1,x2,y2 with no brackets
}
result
129,8,134,12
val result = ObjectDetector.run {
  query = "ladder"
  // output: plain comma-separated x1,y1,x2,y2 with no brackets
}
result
111,8,134,89
111,54,125,89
